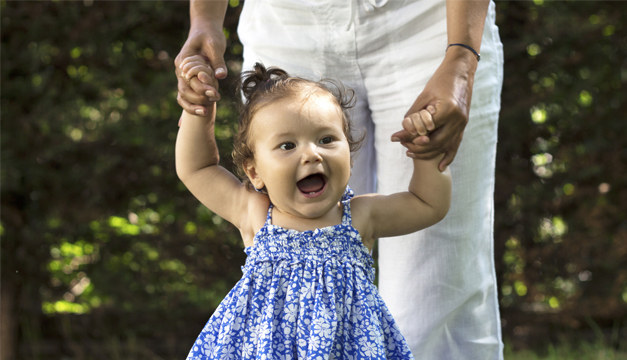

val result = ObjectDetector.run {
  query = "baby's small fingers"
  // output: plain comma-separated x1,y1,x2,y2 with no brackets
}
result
419,109,435,131
182,62,212,80
178,55,207,70
186,64,214,79
402,116,418,136
180,58,206,72
179,60,200,77
409,113,428,136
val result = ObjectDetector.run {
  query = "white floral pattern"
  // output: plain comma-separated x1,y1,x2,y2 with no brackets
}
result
186,187,414,360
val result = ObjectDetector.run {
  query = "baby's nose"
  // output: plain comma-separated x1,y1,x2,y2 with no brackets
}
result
301,145,323,164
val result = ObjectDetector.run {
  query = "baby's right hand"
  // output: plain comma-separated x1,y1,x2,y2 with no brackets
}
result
177,55,221,116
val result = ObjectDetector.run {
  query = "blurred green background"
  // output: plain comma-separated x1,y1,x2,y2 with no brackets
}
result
1,1,626,359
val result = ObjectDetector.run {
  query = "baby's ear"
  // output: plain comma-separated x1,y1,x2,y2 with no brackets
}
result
244,160,265,190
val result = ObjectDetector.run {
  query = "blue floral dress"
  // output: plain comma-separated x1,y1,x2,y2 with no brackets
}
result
186,187,414,359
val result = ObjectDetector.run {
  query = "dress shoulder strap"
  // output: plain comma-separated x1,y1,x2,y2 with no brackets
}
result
265,203,273,225
340,186,354,226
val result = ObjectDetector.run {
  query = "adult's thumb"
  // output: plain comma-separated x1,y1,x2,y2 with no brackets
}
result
209,55,228,80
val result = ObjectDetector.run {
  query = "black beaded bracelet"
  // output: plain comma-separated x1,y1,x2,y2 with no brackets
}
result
447,43,481,62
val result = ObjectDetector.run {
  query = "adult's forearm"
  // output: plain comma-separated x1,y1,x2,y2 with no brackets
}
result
190,0,228,29
446,0,490,51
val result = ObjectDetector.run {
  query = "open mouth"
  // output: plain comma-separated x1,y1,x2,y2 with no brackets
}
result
296,173,327,196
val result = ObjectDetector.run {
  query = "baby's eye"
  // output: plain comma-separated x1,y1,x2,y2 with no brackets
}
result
279,142,296,150
319,136,334,145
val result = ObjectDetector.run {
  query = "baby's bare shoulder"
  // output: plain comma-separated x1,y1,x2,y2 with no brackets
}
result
240,190,271,247
348,194,380,249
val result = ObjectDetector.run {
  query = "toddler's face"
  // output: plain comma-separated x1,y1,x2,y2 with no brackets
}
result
245,94,351,220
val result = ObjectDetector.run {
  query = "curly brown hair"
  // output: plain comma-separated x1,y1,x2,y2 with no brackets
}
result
232,63,364,190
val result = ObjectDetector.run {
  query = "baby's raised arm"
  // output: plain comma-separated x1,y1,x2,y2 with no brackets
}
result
175,59,260,234
352,109,452,248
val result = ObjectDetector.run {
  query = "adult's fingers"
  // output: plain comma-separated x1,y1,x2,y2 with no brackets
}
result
178,57,221,98
175,66,201,107
177,92,207,116
391,129,430,145
177,72,209,115
439,147,458,172
438,131,463,171
391,129,410,142
197,71,217,89
189,75,220,102
402,144,441,160
183,62,218,89
400,128,448,154
178,73,210,103
400,141,440,157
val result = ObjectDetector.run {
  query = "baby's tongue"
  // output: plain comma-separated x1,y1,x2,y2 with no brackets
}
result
297,174,325,193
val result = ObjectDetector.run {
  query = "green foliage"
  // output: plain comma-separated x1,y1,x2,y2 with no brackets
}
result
1,1,626,359
495,1,627,344
2,1,245,358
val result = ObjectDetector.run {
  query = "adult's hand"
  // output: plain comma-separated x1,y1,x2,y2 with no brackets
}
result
175,1,228,115
392,48,478,172
177,55,220,119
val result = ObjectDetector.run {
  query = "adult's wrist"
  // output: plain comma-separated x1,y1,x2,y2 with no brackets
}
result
443,46,478,76
189,17,222,35
190,0,227,28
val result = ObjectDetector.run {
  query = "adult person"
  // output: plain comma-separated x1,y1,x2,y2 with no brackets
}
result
175,1,504,359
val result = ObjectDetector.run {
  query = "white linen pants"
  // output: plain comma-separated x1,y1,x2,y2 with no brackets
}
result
238,0,504,358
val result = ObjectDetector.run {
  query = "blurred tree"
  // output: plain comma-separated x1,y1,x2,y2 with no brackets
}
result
2,1,246,358
495,0,627,348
